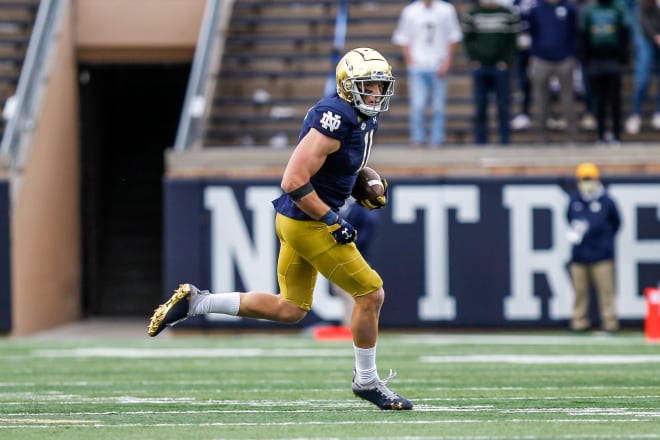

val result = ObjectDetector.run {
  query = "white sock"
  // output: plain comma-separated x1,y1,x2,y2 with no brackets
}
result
189,292,241,316
354,345,378,385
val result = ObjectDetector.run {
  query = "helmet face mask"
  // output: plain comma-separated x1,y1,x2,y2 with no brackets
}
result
336,48,395,117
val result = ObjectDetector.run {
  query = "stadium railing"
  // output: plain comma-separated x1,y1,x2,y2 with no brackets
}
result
0,0,64,170
173,0,233,152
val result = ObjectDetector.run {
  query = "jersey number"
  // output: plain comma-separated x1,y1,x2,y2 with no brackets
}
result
360,129,374,169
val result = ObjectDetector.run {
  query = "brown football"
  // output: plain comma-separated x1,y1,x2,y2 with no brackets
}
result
351,166,385,202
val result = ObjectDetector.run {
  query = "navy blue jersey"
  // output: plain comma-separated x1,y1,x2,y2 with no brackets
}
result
273,94,379,220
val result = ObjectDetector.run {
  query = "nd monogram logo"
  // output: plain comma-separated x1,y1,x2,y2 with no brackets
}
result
319,111,341,132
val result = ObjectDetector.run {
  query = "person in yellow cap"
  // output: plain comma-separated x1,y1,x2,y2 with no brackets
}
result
566,162,621,333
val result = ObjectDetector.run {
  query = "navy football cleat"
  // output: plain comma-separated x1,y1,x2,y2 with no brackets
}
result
352,369,413,410
147,283,200,337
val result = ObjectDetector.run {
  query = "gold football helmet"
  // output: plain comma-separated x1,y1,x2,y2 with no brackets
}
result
336,48,395,117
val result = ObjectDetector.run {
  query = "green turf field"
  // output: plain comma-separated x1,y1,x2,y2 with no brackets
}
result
1,331,659,439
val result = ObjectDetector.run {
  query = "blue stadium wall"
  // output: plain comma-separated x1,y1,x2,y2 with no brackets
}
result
164,176,660,330
0,180,10,333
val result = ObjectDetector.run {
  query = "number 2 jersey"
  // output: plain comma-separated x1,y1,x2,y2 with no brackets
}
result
272,93,379,221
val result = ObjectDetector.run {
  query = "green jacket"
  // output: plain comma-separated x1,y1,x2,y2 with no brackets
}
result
462,3,520,66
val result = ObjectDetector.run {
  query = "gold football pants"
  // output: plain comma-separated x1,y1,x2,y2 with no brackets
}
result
274,213,383,311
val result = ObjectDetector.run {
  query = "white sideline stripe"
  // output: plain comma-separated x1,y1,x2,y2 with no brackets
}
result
3,383,659,392
2,419,660,430
401,334,647,346
32,348,352,358
421,354,660,364
0,418,100,425
32,349,660,363
9,396,660,408
3,406,660,417
4,396,659,409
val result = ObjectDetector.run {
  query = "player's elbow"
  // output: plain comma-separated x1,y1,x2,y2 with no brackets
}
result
281,179,296,194
280,175,305,194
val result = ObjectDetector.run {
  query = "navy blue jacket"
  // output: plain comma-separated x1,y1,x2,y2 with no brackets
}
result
525,0,578,61
566,189,621,263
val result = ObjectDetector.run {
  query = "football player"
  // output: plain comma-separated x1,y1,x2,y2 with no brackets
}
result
148,48,412,410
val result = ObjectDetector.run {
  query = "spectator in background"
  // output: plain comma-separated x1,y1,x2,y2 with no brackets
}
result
625,0,660,135
462,0,520,145
639,0,660,42
524,0,579,143
510,0,535,131
574,0,598,132
566,163,621,333
579,0,630,145
392,0,463,147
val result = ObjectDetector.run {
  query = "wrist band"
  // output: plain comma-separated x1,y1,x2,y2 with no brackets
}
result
319,210,338,226
287,182,314,202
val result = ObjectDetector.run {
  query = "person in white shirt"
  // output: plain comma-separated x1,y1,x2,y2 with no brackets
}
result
392,0,463,147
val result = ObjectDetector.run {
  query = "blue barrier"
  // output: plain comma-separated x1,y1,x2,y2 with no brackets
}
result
0,180,10,333
164,176,660,329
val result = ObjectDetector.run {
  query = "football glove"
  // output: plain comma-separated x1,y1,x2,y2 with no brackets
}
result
356,178,388,210
328,215,358,244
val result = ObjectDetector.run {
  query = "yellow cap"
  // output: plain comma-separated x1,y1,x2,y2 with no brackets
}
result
575,162,600,180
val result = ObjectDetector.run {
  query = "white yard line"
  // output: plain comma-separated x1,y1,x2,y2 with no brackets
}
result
400,334,650,346
1,402,658,417
30,349,660,363
1,419,660,429
0,418,100,425
420,354,660,364
31,347,353,358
